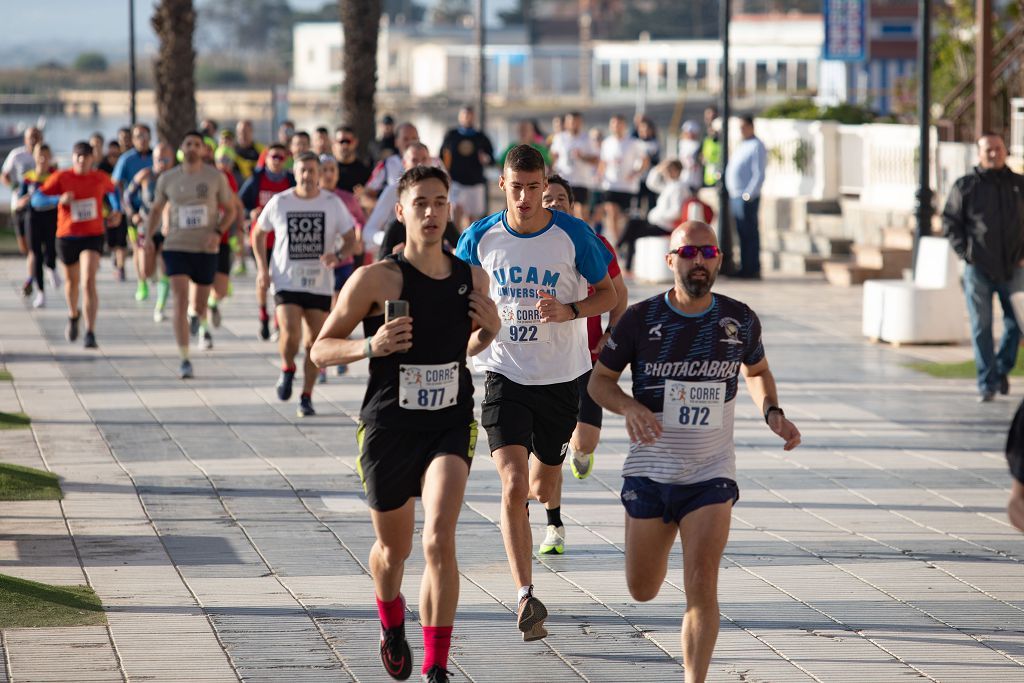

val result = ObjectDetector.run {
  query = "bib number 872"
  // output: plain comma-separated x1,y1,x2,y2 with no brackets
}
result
678,406,710,426
508,325,538,342
418,388,446,408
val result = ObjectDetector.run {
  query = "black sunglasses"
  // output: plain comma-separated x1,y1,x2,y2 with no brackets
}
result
669,245,721,259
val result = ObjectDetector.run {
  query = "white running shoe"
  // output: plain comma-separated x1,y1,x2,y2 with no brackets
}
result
32,291,46,309
153,307,165,323
538,525,565,555
47,268,61,288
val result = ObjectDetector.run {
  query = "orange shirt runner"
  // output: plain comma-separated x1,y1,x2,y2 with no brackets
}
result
38,170,116,238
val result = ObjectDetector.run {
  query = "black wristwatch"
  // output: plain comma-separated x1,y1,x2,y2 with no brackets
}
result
568,302,580,319
764,406,785,424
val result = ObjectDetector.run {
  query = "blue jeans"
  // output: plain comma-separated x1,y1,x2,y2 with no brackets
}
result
730,196,761,277
962,264,1024,394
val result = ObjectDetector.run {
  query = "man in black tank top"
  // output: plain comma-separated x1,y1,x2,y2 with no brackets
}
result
311,166,500,683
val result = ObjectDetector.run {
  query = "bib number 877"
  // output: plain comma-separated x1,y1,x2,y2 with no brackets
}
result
507,325,538,342
418,388,447,408
678,406,710,426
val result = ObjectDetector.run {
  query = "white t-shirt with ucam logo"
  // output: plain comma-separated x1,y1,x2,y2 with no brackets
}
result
257,188,355,297
455,209,611,385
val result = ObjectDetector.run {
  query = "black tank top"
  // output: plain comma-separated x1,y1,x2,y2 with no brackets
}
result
359,252,475,429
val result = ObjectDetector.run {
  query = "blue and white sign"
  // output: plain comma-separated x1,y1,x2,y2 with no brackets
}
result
824,0,867,62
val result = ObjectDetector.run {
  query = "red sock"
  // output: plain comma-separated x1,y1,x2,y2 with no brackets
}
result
376,594,405,629
282,364,296,373
422,625,452,675
258,307,268,322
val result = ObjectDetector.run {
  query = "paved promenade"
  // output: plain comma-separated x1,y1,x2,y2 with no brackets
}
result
1,256,1022,682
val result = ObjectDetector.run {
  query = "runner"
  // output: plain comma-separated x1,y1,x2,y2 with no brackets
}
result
549,112,600,222
363,142,436,257
125,142,175,321
440,105,494,230
598,114,649,245
233,119,265,180
239,143,296,340
313,126,332,155
205,153,246,349
3,126,44,297
310,164,500,683
588,221,801,683
333,125,373,193
318,153,367,379
145,131,237,378
365,123,419,199
454,145,616,640
17,143,59,308
111,123,153,283
253,151,356,415
32,141,121,348
535,175,627,555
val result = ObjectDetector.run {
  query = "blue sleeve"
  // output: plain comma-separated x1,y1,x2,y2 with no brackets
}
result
564,216,611,284
597,303,638,373
454,222,483,266
30,189,59,209
17,180,29,198
111,154,128,186
743,308,766,366
239,175,258,210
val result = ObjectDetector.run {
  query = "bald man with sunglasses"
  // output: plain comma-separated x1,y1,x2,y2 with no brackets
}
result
588,221,800,683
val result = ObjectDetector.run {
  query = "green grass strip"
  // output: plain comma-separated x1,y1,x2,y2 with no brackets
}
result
0,462,62,501
0,573,105,628
908,354,1024,379
0,369,12,381
0,411,31,430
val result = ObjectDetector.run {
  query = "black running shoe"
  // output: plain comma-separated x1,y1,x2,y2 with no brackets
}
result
83,331,97,349
379,623,413,680
422,665,451,683
66,314,80,342
188,313,200,337
276,370,295,401
258,317,270,340
517,590,549,641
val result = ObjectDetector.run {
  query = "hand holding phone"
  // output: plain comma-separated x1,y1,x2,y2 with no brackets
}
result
380,299,412,354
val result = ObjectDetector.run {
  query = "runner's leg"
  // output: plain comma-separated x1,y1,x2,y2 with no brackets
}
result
678,500,732,683
493,446,534,589
80,249,101,333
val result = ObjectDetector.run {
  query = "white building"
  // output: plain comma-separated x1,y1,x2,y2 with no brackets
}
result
292,14,824,104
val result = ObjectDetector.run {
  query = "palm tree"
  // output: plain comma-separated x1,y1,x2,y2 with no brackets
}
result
339,0,382,160
152,0,197,147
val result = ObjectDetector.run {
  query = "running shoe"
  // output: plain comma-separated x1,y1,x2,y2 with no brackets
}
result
32,291,45,309
258,317,270,341
270,325,280,342
233,260,247,276
570,449,594,480
209,304,221,328
318,368,327,384
297,395,315,417
116,266,126,282
179,359,193,379
188,312,200,337
517,590,548,641
21,279,32,297
47,268,61,289
135,280,149,301
153,307,165,323
1000,374,1010,396
83,331,97,349
65,314,80,342
202,330,214,350
539,524,565,555
422,666,451,683
379,622,413,680
276,370,295,401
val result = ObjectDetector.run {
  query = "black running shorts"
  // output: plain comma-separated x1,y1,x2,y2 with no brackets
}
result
216,242,232,275
274,289,332,312
576,368,603,429
356,421,477,512
162,250,217,286
480,371,579,466
57,235,105,265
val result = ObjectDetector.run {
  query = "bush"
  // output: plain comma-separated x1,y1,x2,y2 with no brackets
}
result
73,52,108,73
196,65,248,85
760,98,876,124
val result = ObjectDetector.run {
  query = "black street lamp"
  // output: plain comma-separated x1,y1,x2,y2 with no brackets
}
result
915,0,933,253
128,0,137,127
718,0,736,275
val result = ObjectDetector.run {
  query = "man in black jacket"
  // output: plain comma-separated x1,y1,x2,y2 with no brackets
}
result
943,133,1024,402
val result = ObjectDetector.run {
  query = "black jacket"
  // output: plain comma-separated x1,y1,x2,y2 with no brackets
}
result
942,165,1024,282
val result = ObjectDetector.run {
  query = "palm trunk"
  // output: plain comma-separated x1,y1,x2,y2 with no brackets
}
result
339,0,382,161
152,0,197,147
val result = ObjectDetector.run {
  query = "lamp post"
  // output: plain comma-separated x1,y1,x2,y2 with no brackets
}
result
914,0,933,250
718,0,735,275
128,0,137,127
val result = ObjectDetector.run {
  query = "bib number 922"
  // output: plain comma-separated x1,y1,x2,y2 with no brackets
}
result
678,405,710,427
507,325,538,342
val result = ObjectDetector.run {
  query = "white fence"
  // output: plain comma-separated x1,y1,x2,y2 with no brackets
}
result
749,118,974,210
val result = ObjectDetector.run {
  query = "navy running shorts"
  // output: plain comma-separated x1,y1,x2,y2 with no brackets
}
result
621,476,739,524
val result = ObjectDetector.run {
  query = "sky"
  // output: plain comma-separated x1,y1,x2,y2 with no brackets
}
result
2,0,517,67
